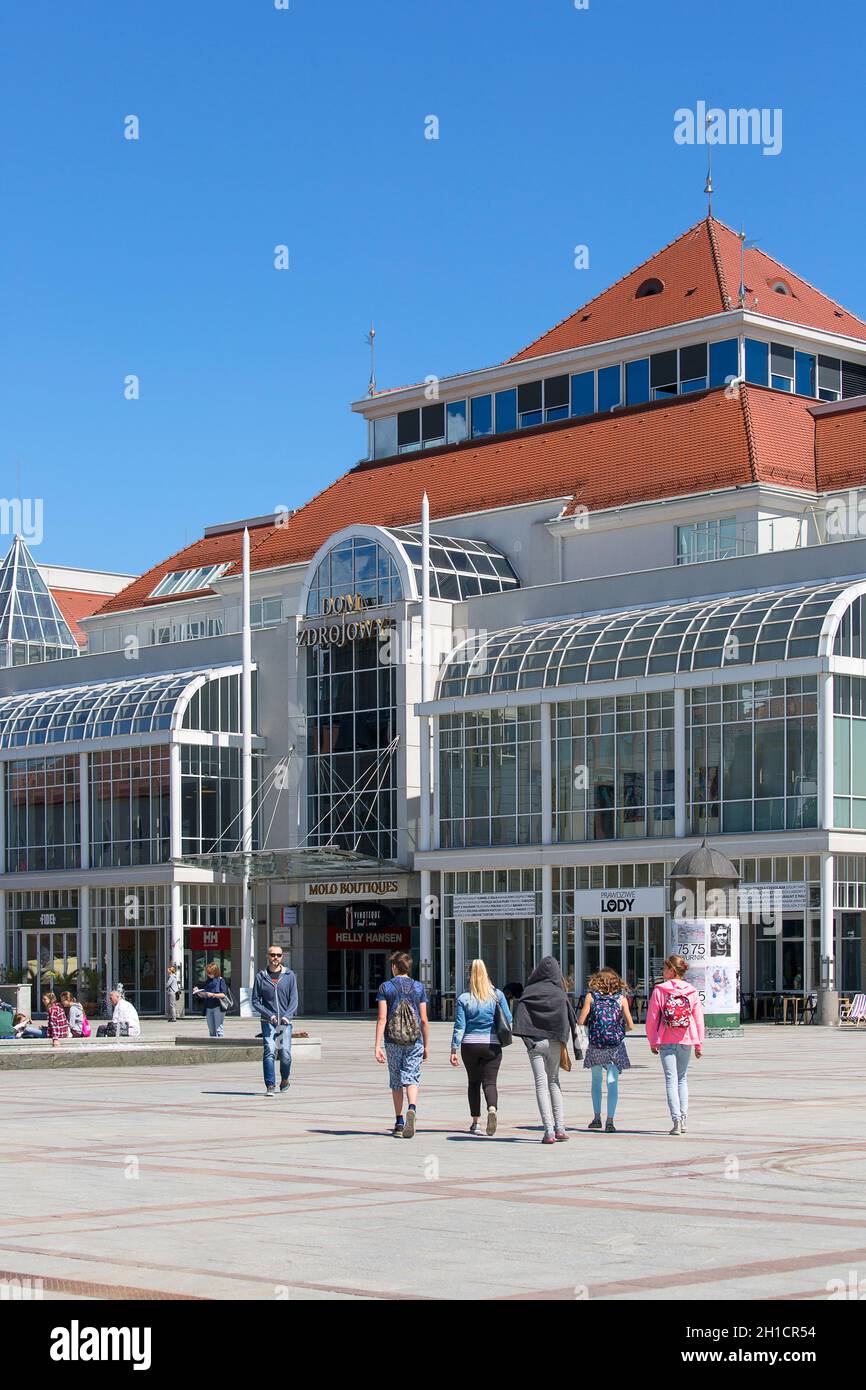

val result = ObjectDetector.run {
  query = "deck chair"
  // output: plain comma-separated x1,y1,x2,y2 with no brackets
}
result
839,993,866,1026
799,993,817,1025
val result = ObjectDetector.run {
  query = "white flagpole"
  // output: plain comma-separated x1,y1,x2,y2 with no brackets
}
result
240,527,255,1017
419,494,433,993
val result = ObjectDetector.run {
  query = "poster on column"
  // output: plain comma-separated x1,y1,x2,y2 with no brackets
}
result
674,918,740,1028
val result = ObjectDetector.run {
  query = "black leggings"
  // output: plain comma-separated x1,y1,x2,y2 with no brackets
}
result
461,1042,503,1115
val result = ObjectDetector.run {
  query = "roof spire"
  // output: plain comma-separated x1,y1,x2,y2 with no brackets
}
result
739,224,759,308
704,113,714,218
365,323,377,396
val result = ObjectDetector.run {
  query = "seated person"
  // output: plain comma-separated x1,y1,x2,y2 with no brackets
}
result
11,1012,43,1039
96,990,141,1038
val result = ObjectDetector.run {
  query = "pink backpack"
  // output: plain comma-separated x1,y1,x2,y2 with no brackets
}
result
661,986,693,1030
79,1012,91,1038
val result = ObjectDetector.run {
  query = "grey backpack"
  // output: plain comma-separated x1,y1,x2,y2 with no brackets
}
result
387,979,420,1045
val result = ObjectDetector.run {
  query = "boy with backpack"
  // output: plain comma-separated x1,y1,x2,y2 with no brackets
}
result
646,954,705,1136
577,968,634,1133
374,951,429,1137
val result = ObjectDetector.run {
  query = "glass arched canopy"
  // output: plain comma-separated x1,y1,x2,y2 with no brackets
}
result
0,667,242,750
438,581,863,699
304,527,519,614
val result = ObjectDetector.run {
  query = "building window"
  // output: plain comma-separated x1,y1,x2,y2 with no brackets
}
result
625,358,650,406
833,676,866,829
770,343,795,392
150,563,231,598
676,518,739,566
306,538,403,614
439,707,541,848
90,747,171,868
570,372,595,417
795,352,815,397
744,338,769,386
446,399,468,443
373,415,397,459
709,338,739,389
635,277,664,298
689,678,818,836
181,673,251,734
517,380,542,428
553,693,675,842
650,350,678,400
597,364,621,412
395,405,445,452
679,342,708,393
471,394,493,438
180,746,251,856
5,756,81,872
495,389,517,433
818,354,841,402
306,636,397,860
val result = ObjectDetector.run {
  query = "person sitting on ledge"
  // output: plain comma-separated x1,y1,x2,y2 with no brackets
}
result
96,990,141,1038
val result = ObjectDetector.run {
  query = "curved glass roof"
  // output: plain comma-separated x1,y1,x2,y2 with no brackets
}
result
0,668,234,750
438,581,859,698
385,527,519,602
305,528,519,614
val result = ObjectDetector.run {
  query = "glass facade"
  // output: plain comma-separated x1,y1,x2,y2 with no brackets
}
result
306,538,403,614
180,746,244,856
676,517,741,565
553,693,675,841
833,676,866,829
91,747,171,868
439,707,541,848
689,678,818,834
5,756,81,871
0,537,79,668
306,635,397,859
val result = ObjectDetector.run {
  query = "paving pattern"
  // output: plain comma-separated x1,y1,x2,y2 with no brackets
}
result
1,1020,865,1301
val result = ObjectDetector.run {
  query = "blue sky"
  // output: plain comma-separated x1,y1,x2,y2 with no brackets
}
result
1,0,864,573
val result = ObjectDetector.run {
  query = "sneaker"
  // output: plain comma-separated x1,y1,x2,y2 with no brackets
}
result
265,1085,276,1097
605,1119,616,1133
669,1118,683,1136
554,1130,569,1142
403,1110,416,1139
392,1117,405,1137
469,1119,478,1134
486,1108,498,1137
587,1117,602,1131
542,1135,556,1145
279,1080,290,1093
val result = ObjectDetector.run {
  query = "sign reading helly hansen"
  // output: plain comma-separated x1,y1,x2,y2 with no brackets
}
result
305,879,402,901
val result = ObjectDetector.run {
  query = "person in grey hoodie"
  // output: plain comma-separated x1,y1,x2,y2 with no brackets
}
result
251,945,298,1096
511,956,580,1145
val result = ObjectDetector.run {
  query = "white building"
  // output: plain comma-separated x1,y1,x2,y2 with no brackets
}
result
3,215,866,1019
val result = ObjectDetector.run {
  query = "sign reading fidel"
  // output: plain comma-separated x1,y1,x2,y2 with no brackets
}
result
298,593,396,649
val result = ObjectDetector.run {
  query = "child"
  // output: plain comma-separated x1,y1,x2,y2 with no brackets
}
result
578,968,634,1133
646,955,705,1136
42,992,69,1049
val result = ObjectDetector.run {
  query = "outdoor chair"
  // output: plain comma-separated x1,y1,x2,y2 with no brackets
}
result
839,993,866,1027
799,993,817,1025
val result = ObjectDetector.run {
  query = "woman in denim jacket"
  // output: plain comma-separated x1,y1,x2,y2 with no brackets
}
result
450,959,512,1136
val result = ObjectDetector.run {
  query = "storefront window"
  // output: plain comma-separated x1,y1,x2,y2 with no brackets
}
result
439,708,541,848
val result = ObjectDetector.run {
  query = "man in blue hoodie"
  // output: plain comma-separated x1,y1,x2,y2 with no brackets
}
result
251,946,298,1096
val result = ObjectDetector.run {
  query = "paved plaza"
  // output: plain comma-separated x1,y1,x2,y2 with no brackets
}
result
1,1020,865,1301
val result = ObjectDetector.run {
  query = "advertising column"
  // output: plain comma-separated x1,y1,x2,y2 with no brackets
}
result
670,840,742,1037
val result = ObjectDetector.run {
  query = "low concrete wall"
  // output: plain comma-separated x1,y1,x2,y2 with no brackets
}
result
0,1037,322,1069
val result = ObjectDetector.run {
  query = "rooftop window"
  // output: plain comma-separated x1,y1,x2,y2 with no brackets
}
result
635,277,664,298
151,563,231,598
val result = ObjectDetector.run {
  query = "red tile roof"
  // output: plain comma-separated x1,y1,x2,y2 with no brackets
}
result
507,219,866,363
50,589,114,644
813,399,866,491
93,524,273,617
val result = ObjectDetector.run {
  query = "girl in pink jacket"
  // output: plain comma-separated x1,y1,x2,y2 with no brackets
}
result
645,955,704,1136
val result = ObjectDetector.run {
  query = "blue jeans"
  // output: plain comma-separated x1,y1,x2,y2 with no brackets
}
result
261,1019,292,1086
659,1043,691,1121
206,1007,225,1037
590,1064,619,1119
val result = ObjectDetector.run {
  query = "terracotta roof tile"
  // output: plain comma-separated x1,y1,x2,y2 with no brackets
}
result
507,219,866,363
94,525,273,617
50,589,110,644
814,400,866,491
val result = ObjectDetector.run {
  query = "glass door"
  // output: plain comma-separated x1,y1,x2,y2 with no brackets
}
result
603,918,624,976
24,931,78,1014
581,918,600,989
366,951,388,1010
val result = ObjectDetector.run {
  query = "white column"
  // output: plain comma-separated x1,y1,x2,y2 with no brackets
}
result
541,702,553,846
674,687,687,837
170,882,183,972
240,527,255,1016
541,863,554,958
420,867,433,994
78,752,89,973
817,671,838,1023
432,718,441,850
454,916,464,999
419,494,435,1001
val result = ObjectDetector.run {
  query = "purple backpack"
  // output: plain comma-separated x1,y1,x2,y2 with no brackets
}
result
588,991,625,1047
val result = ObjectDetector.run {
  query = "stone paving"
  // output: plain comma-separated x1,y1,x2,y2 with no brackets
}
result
1,1019,865,1301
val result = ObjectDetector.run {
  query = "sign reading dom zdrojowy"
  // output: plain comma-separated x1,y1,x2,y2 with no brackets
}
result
298,593,395,648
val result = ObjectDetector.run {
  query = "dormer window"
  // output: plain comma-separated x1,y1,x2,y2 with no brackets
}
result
635,277,664,299
150,563,231,598
770,279,792,296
